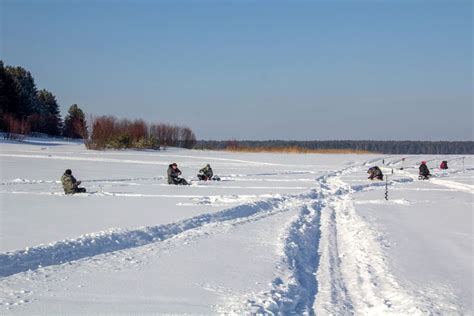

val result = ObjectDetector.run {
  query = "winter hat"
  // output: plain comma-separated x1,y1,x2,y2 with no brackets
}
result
65,169,72,175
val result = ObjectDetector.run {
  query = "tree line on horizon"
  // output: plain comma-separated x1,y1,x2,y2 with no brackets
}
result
1,60,470,154
0,61,196,149
196,140,473,155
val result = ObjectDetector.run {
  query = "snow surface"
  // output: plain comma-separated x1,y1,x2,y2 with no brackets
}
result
0,138,472,314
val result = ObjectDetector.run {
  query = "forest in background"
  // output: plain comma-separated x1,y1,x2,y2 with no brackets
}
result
196,140,473,155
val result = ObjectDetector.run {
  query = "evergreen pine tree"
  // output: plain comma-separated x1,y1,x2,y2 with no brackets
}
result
0,61,20,130
36,89,62,136
5,66,39,117
63,104,88,139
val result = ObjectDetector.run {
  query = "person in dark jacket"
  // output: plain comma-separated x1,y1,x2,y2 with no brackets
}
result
367,166,384,180
167,163,188,185
197,164,213,181
61,169,86,194
419,161,431,179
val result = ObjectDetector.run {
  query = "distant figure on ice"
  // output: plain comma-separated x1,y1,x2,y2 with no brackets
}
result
61,169,86,194
167,163,189,185
198,164,213,181
367,166,384,180
440,160,448,170
419,161,431,180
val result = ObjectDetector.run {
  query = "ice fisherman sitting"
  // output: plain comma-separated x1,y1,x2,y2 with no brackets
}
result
61,169,86,194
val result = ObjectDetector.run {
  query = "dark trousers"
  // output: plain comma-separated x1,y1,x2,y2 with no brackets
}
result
65,187,86,194
171,178,188,185
198,174,210,181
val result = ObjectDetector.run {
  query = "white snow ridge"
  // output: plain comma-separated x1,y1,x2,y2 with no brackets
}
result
0,139,472,314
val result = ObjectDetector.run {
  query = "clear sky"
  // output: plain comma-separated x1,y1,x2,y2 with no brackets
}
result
1,0,472,140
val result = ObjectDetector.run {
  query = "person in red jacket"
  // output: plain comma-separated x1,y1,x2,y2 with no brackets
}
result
440,161,448,170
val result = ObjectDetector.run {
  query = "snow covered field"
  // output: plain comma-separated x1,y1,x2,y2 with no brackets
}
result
0,138,472,314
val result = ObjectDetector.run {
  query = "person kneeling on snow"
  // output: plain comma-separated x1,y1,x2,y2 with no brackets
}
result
198,164,213,181
440,160,448,170
167,163,189,185
419,161,431,179
61,169,86,194
367,166,384,180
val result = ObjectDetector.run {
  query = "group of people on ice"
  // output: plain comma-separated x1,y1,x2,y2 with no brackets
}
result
367,160,449,181
61,158,451,195
61,163,219,194
167,163,219,185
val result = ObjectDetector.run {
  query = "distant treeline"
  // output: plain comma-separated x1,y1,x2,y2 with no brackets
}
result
196,140,474,155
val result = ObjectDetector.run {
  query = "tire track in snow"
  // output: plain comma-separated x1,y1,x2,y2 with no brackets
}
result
0,153,285,167
0,198,282,277
0,153,171,166
314,200,353,315
316,168,463,314
0,197,300,312
1,173,315,187
245,164,453,315
429,179,473,194
80,151,287,166
242,170,351,315
0,191,293,200
0,191,315,278
326,175,423,314
239,165,403,314
245,197,322,315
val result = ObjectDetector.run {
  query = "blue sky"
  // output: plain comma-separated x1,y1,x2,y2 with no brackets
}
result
1,0,472,140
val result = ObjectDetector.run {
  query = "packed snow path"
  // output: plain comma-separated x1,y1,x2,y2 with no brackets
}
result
0,139,472,314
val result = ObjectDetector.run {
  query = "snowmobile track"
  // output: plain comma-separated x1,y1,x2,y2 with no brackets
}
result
0,192,313,278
